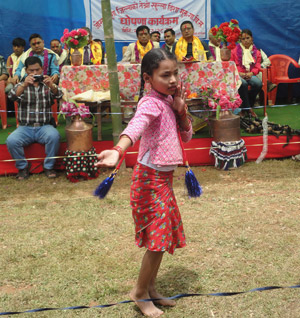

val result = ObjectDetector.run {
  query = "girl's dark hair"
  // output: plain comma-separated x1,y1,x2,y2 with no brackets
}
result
139,48,177,100
241,29,253,37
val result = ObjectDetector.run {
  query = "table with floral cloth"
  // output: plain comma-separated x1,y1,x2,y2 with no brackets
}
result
59,61,241,140
60,61,241,101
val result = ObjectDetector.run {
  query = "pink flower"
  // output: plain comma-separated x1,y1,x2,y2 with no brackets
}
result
63,29,69,34
70,30,78,37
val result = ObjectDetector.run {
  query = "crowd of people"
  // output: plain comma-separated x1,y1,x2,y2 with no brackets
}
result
0,22,276,183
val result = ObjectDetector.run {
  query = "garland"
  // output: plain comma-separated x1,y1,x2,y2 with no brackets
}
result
236,43,258,71
175,36,206,61
134,40,154,63
29,49,49,75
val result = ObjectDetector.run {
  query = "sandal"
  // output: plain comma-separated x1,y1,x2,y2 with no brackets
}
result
44,168,57,178
16,163,31,181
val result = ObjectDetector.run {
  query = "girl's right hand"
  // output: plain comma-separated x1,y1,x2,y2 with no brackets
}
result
95,150,119,168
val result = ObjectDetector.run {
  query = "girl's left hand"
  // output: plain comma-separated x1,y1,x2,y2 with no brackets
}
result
172,82,187,113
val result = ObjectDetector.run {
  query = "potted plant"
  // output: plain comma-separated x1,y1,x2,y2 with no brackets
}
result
60,100,93,152
60,28,89,66
188,85,242,142
190,86,242,119
210,19,241,60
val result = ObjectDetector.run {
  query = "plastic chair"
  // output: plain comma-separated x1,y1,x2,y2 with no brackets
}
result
0,80,7,129
14,99,58,127
268,54,300,104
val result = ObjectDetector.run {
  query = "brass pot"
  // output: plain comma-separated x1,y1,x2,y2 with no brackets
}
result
65,115,93,151
220,47,231,61
71,48,82,66
209,110,240,142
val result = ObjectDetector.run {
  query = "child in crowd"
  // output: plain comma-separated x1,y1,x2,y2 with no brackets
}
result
95,48,193,317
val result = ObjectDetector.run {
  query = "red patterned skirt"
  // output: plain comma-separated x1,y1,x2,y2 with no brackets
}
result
130,163,186,254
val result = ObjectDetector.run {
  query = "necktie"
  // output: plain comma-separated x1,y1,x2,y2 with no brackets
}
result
83,46,90,65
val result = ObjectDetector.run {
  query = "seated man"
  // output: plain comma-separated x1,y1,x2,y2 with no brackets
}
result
162,28,177,53
208,30,222,61
12,33,59,85
121,25,160,63
6,56,62,180
70,27,103,65
150,31,161,43
6,37,26,93
173,21,213,62
50,39,68,71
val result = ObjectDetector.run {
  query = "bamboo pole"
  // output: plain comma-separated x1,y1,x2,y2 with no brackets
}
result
101,0,122,145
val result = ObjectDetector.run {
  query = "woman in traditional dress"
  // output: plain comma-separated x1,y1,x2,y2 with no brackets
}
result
231,29,262,117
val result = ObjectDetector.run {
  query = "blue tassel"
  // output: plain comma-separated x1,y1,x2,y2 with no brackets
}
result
94,171,117,199
185,168,202,197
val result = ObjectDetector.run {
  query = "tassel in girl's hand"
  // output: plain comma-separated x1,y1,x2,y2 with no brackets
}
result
94,169,118,199
94,153,126,199
185,163,203,197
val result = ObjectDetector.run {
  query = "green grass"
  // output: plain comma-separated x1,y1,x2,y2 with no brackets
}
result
2,104,300,144
0,160,300,317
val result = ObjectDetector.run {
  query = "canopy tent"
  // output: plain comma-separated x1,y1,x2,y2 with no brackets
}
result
0,0,299,94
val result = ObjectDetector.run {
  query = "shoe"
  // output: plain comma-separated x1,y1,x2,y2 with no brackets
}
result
292,154,300,161
249,109,258,118
16,163,31,181
44,168,57,178
267,82,277,92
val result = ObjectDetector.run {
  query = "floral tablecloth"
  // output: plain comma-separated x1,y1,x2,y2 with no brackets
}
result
59,61,241,101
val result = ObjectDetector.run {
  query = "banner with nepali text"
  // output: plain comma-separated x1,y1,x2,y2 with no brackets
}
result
84,0,211,41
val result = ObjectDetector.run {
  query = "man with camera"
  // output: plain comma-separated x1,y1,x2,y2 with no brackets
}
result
6,56,62,180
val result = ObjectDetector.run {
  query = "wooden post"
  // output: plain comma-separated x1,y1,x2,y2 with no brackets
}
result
101,0,123,145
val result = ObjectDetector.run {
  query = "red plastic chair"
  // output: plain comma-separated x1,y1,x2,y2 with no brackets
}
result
14,99,58,127
268,54,300,104
0,80,7,129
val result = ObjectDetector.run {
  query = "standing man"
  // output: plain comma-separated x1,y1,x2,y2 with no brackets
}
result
162,29,177,53
121,25,160,63
50,39,68,71
6,56,62,180
12,34,59,84
70,27,103,65
173,21,213,62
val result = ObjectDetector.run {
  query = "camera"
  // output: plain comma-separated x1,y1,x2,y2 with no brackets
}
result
33,75,44,82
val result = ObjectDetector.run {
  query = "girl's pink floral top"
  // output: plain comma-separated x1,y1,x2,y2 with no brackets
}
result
121,90,193,166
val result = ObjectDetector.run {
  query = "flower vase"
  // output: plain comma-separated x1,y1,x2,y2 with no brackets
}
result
220,46,231,61
65,115,93,151
209,110,240,142
71,47,82,66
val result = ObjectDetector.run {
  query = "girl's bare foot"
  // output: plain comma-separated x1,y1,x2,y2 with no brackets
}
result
130,288,164,317
149,289,176,307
